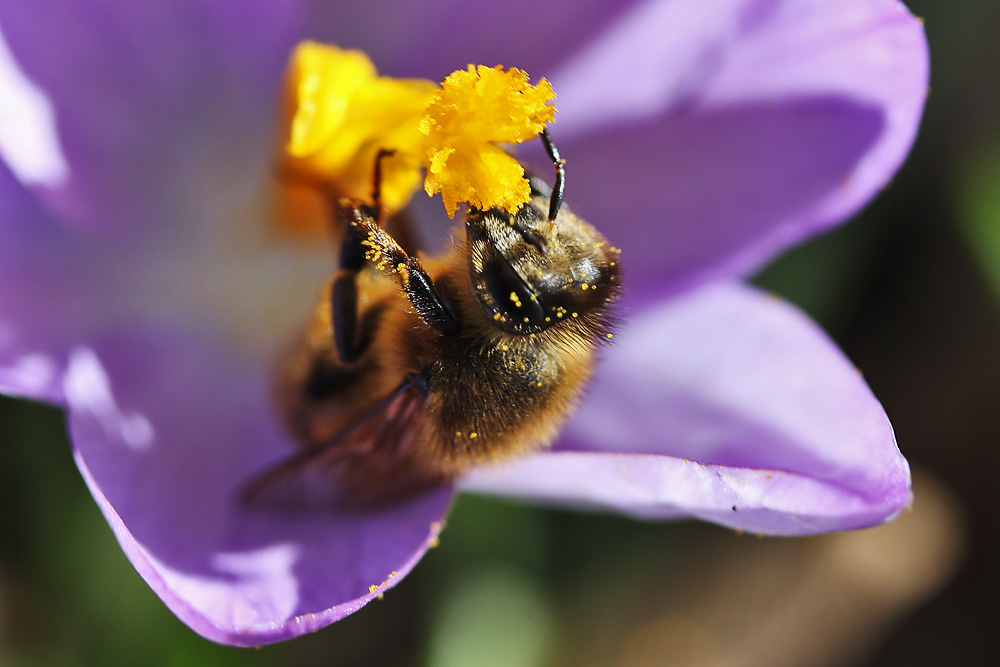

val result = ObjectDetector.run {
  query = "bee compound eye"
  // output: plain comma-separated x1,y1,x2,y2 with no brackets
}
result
474,256,547,333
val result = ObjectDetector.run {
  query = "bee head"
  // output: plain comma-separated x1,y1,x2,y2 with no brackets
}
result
465,185,621,335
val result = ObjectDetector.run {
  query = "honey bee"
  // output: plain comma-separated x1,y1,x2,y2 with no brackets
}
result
245,131,621,507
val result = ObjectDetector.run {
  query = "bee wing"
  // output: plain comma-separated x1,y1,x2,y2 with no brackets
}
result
240,376,433,512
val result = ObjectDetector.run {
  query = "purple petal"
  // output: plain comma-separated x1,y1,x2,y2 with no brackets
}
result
0,0,305,232
0,159,78,402
304,0,640,79
64,328,451,645
548,0,928,295
0,104,331,406
312,0,928,294
461,284,910,535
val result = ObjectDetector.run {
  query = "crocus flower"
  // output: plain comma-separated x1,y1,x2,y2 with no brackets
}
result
0,0,927,647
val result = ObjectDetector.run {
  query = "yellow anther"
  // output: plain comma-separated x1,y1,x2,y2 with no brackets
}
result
422,65,555,217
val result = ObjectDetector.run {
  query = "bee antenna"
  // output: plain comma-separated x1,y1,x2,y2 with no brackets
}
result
540,128,565,222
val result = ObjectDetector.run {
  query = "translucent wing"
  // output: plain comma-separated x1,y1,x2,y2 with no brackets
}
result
240,375,443,511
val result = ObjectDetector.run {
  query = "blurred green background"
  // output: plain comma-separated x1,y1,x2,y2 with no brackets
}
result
2,1,998,665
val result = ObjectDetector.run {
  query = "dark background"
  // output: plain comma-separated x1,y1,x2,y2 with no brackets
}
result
1,1,997,664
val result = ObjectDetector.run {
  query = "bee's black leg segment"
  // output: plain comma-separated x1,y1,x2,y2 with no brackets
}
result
540,128,565,222
338,217,368,270
328,148,409,362
371,148,396,222
330,212,371,362
347,210,459,336
399,260,460,335
330,271,360,362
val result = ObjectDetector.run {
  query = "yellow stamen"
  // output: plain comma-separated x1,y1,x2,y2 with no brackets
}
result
280,44,556,224
421,65,556,217
282,42,436,215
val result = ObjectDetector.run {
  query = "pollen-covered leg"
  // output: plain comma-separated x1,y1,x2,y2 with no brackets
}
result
330,148,398,363
341,202,459,336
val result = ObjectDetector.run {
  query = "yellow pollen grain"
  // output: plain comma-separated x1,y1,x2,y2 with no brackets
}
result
606,333,614,339
469,432,478,439
493,312,503,321
369,585,378,594
581,284,589,290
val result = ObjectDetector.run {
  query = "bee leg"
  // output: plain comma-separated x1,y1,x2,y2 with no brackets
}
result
328,148,401,363
539,128,566,222
343,204,460,336
329,218,370,363
370,148,423,255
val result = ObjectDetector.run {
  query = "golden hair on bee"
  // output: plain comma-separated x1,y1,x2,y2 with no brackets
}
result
245,131,621,508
